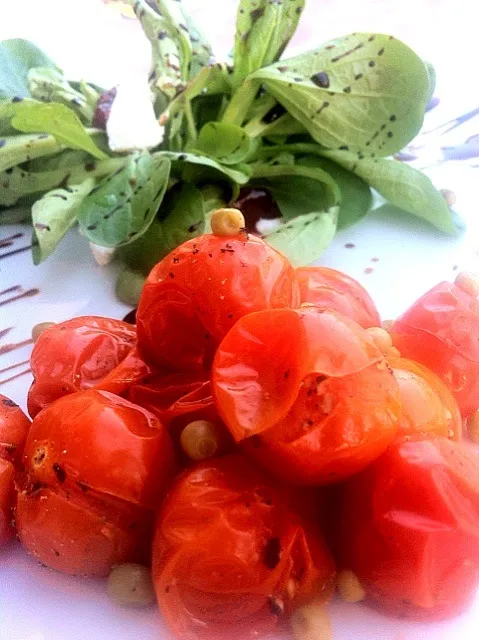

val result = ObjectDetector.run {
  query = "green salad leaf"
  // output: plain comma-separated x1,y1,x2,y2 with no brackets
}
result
132,0,189,99
251,163,341,212
27,67,95,123
0,157,125,206
77,152,171,247
233,0,305,85
157,150,250,184
32,178,95,263
322,149,456,234
0,39,57,99
10,102,107,159
263,207,338,266
297,155,372,229
192,122,258,165
0,131,63,173
253,33,430,156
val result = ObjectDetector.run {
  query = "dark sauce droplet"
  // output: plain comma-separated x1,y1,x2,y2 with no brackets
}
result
310,72,330,88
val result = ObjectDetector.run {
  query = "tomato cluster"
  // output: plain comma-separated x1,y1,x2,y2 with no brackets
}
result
3,215,479,639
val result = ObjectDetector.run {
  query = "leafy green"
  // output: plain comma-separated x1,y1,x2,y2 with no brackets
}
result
233,0,305,85
116,267,147,306
0,157,125,206
321,150,456,234
131,0,188,99
251,163,341,212
77,152,171,247
120,184,205,276
27,67,95,123
166,64,230,142
425,60,436,102
0,39,57,99
253,33,430,156
192,122,258,165
32,178,95,263
10,102,107,159
297,155,372,229
161,183,205,249
157,150,250,184
263,208,338,266
0,132,63,173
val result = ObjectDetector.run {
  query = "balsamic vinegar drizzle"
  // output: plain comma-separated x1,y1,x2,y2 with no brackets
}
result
0,288,39,308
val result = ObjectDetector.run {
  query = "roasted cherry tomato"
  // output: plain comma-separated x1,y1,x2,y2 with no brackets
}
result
0,395,30,545
28,316,136,418
338,437,479,620
136,233,299,372
129,373,235,460
152,455,335,640
296,266,380,329
391,281,479,417
16,389,176,576
388,357,461,440
213,307,401,485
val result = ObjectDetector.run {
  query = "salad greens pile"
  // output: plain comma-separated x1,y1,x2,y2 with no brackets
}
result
0,0,456,304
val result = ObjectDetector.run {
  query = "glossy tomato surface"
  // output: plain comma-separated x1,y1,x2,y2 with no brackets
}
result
0,395,30,544
389,357,461,440
392,281,479,417
16,389,176,576
152,455,335,640
338,437,479,620
27,316,136,418
296,266,381,329
136,233,299,372
213,307,400,484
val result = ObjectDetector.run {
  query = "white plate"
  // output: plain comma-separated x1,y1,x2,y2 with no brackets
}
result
2,1,479,638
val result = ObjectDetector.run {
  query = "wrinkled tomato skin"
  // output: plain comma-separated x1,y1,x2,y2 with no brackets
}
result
338,437,479,620
129,373,234,456
296,266,381,329
16,389,176,576
152,455,335,640
244,362,401,486
27,316,136,418
0,395,31,545
136,234,299,373
0,459,15,545
388,357,461,440
391,281,479,417
213,307,400,484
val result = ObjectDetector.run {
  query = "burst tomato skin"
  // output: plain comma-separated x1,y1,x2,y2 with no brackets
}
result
0,395,30,544
296,266,381,329
388,357,461,440
391,281,479,417
16,389,176,576
213,307,400,485
136,234,299,373
27,316,137,418
152,455,335,640
338,437,479,620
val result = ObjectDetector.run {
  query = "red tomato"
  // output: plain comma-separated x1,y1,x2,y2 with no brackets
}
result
338,437,479,620
388,357,461,440
213,307,400,485
152,455,335,640
136,233,299,372
296,266,381,329
94,348,151,396
16,389,176,576
391,281,479,417
0,395,30,544
28,316,136,418
129,373,235,460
